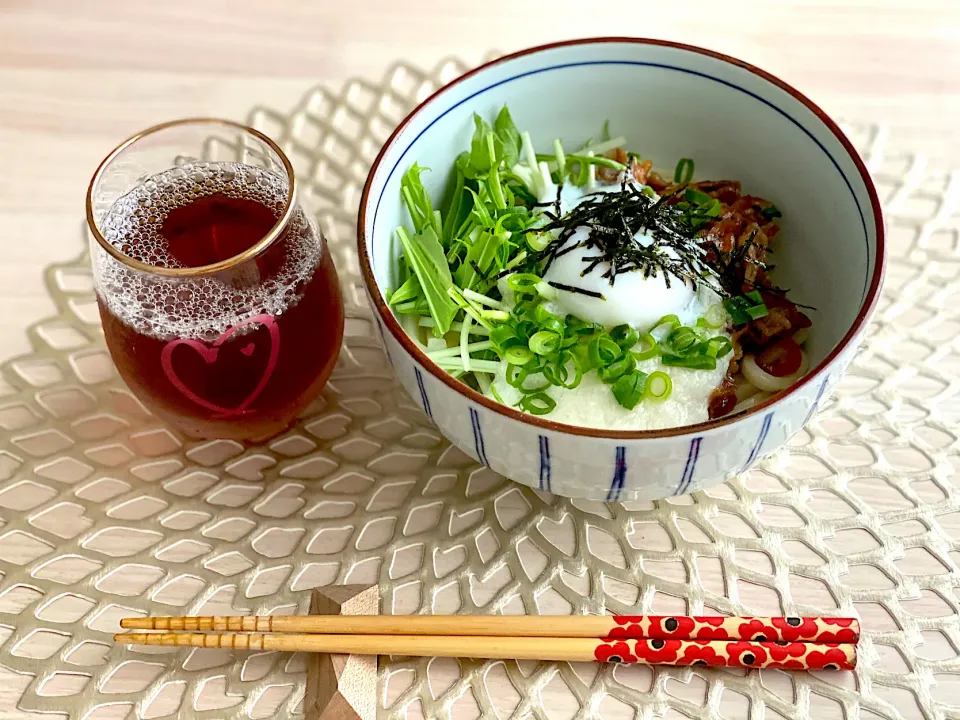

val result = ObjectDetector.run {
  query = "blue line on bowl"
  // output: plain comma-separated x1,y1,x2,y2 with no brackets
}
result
803,375,830,425
677,436,702,495
372,59,871,302
606,446,628,502
538,435,552,492
414,367,433,419
741,411,774,473
469,407,489,466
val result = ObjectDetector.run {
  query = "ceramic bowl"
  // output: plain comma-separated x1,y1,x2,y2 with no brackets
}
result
358,38,884,501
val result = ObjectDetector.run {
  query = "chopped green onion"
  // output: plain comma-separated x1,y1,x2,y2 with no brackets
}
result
612,371,648,410
577,136,628,158
504,250,528,271
645,371,673,401
599,354,636,384
434,358,502,373
588,335,621,369
684,188,712,205
661,354,717,370
746,303,769,320
519,392,556,416
504,347,534,366
723,298,750,325
760,204,782,220
610,324,639,351
463,288,503,309
667,327,700,355
566,153,626,171
505,364,552,393
543,351,583,390
479,309,510,322
566,316,600,336
507,273,542,295
505,364,528,387
701,303,727,329
632,333,659,361
704,199,722,217
490,324,518,349
533,306,564,335
476,372,491,396
576,151,592,186
705,336,733,359
529,330,561,356
651,314,681,333
393,300,429,314
427,340,494,360
674,158,695,184
533,282,558,302
527,231,552,252
448,286,492,329
419,317,490,336
723,294,768,326
553,138,566,179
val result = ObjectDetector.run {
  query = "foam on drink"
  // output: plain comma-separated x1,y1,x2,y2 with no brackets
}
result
93,161,322,341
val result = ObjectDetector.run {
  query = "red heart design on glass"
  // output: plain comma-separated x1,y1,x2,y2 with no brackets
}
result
160,314,280,417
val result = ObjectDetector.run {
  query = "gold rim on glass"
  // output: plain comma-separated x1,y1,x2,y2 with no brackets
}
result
85,117,297,278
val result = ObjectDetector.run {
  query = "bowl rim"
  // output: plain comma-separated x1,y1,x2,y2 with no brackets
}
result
357,36,886,440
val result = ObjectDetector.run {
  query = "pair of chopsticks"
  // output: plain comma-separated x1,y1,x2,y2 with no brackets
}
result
116,615,859,671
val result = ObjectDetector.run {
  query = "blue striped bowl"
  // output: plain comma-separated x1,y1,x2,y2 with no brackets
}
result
358,38,885,501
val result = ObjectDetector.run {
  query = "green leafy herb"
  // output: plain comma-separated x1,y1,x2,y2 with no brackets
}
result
400,164,441,237
394,225,458,335
469,115,502,174
494,106,522,168
388,275,422,307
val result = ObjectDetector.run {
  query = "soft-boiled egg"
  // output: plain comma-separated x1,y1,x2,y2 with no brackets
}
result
539,180,719,330
543,227,716,330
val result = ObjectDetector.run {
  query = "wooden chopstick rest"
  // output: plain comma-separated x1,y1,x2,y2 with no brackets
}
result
306,586,378,720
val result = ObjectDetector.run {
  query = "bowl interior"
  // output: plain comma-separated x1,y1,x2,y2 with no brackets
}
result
363,40,880,371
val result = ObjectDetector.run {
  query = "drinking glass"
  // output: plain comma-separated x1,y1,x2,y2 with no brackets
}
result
87,119,344,441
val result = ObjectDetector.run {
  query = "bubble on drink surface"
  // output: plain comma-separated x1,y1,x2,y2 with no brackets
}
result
94,161,322,340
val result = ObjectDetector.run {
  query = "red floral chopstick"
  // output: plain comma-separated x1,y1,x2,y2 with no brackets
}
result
606,615,859,643
594,637,856,670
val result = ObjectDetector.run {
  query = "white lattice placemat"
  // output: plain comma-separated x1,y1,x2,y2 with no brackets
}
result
0,58,957,720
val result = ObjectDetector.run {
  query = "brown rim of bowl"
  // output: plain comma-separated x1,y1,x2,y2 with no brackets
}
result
86,117,297,278
357,36,886,440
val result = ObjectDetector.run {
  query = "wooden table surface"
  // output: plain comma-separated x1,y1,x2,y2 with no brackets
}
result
0,1,958,718
0,0,958,362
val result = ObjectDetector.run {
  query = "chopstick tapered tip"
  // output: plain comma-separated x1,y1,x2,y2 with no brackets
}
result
119,618,144,629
